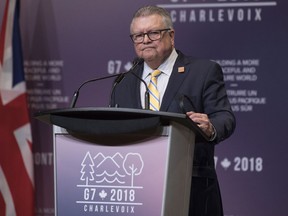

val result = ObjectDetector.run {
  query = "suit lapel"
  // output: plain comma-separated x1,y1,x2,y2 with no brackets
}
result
160,51,190,112
133,65,144,109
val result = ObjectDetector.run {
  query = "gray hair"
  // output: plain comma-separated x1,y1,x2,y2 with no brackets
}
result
130,6,173,31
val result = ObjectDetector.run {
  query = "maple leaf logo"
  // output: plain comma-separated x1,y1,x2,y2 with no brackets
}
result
124,61,132,71
221,158,231,170
99,190,107,200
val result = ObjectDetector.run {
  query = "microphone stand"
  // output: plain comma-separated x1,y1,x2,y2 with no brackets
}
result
70,73,121,108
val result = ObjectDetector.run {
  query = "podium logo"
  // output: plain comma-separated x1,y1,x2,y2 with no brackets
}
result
76,151,144,214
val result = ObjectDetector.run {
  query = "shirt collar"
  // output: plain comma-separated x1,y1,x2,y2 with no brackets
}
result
143,48,178,78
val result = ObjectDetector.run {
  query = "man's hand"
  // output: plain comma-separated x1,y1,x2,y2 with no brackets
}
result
186,111,215,139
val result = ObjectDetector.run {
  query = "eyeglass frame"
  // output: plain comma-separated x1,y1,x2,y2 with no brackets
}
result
129,28,171,44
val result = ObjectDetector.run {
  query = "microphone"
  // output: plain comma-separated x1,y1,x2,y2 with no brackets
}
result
70,72,121,108
130,64,150,110
109,57,143,107
110,58,150,110
109,74,126,108
70,58,145,108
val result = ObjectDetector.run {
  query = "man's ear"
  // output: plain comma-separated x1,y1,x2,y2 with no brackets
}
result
169,30,175,45
169,30,175,38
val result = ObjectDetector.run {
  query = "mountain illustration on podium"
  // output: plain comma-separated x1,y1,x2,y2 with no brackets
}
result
80,151,144,187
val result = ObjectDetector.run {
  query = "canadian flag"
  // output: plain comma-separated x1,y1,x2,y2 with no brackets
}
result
0,0,34,215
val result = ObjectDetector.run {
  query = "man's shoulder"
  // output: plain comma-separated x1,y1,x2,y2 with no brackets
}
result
176,50,219,67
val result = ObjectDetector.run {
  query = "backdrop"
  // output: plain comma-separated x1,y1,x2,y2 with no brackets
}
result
4,0,287,215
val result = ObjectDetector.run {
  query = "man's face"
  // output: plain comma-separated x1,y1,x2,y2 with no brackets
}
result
130,14,174,68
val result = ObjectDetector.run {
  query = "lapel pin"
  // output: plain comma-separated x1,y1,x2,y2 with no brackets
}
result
178,67,185,73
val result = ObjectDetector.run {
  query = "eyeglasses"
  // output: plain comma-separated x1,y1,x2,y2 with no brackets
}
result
130,28,171,44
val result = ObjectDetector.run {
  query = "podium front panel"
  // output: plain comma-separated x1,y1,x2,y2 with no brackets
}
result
54,128,171,216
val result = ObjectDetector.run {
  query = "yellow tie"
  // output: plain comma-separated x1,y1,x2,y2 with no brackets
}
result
148,70,161,111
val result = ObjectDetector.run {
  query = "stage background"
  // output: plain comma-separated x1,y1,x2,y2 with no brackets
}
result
1,0,287,215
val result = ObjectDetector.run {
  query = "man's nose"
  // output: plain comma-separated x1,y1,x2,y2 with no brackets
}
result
143,34,151,43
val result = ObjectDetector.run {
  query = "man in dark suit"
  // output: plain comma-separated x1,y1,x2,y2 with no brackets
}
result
113,5,236,216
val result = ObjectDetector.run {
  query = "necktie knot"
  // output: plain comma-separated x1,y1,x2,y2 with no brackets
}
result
150,69,161,78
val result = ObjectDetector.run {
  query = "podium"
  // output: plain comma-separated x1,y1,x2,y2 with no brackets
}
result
35,107,208,216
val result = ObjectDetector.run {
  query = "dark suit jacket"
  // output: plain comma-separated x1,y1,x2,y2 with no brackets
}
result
113,50,236,215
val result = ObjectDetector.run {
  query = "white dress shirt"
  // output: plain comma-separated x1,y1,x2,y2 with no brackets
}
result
140,49,178,109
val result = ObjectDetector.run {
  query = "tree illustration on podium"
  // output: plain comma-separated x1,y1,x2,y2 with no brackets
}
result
123,153,144,187
80,152,95,185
